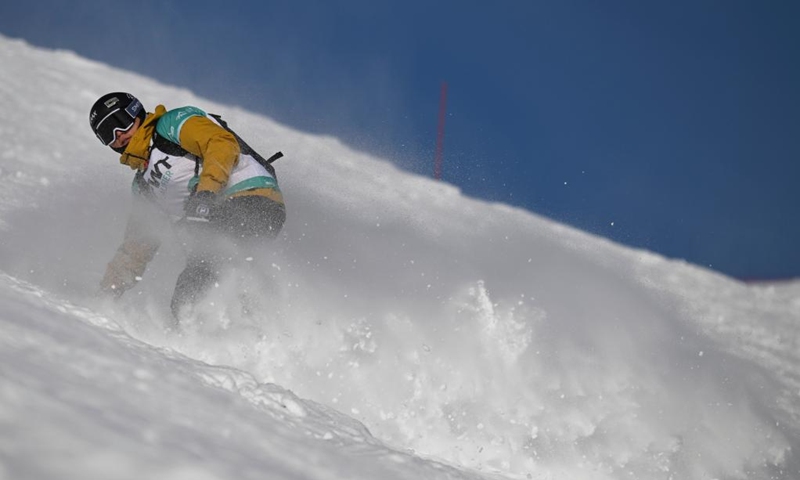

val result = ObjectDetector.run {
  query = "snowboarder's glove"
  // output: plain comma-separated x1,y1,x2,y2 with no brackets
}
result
184,190,216,223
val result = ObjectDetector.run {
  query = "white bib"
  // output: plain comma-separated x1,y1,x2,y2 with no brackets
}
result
139,147,275,222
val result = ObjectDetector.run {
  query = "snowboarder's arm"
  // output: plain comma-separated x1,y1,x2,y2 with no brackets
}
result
178,116,240,193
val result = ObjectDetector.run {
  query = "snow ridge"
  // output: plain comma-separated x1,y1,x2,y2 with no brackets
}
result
1,34,799,480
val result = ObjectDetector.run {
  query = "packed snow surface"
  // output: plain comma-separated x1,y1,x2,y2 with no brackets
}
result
0,35,798,480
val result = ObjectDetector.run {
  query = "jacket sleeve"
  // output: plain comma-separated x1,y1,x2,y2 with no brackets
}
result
100,211,160,296
178,116,241,193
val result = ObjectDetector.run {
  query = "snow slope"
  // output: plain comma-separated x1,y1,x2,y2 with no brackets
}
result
0,35,798,480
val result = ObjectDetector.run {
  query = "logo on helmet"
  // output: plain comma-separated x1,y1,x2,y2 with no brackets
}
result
125,100,142,118
104,97,120,108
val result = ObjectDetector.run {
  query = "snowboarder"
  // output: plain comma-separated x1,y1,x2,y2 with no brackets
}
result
89,92,286,323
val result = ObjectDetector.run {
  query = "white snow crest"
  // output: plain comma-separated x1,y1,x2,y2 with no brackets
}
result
0,34,798,480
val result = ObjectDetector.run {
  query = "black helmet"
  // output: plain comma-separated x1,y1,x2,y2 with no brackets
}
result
89,92,146,148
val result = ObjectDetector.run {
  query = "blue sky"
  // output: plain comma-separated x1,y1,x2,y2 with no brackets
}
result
2,0,798,279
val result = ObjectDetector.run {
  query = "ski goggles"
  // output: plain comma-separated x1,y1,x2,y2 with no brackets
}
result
93,100,143,146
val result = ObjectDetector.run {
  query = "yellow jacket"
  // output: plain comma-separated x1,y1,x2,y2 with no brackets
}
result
119,105,238,193
101,105,283,295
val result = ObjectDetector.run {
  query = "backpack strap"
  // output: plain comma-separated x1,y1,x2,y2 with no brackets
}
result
209,113,281,179
150,129,200,176
152,131,189,157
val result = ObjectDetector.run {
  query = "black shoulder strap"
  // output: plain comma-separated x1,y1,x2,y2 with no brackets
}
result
150,125,197,176
152,131,189,157
209,113,281,178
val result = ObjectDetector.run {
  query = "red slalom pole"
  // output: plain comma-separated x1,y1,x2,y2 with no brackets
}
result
434,81,448,180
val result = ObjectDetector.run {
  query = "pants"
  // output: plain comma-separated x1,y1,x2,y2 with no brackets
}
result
170,195,286,320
